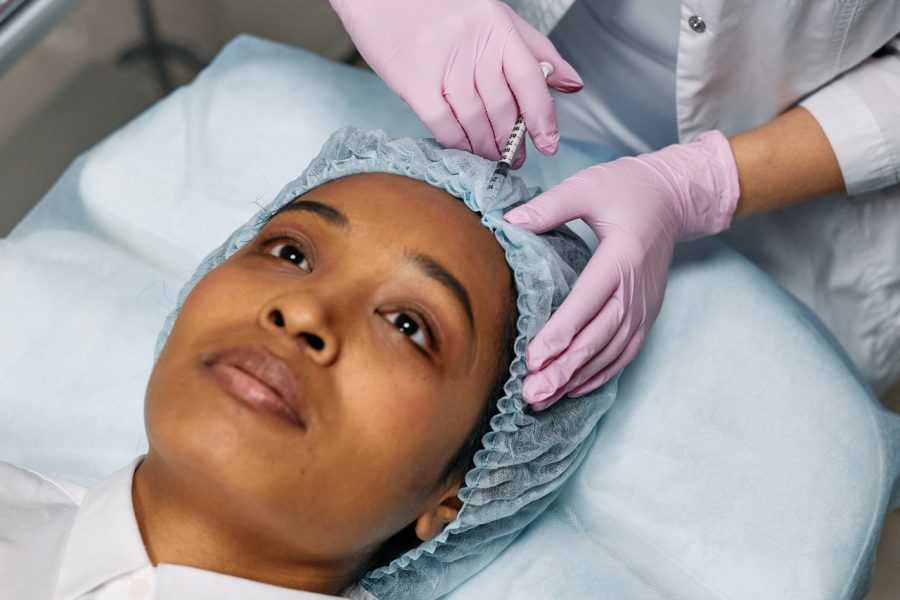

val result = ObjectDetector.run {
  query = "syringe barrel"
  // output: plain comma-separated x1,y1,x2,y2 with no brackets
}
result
497,62,553,168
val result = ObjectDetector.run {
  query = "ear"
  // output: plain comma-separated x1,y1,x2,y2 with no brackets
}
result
414,482,463,542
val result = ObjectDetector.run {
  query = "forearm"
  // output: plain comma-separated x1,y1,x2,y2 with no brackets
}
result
728,106,845,217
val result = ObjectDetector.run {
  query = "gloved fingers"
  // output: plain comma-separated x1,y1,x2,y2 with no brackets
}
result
524,252,621,369
501,38,559,156
552,314,635,394
444,67,502,159
407,92,471,153
528,330,640,410
511,142,527,169
503,174,593,232
503,5,584,93
474,50,520,159
522,293,623,403
566,330,645,397
528,331,637,411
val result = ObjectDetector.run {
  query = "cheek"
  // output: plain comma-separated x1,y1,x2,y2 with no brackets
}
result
159,263,266,360
317,375,453,543
335,363,474,487
345,373,435,456
179,265,253,326
145,265,262,443
147,268,240,386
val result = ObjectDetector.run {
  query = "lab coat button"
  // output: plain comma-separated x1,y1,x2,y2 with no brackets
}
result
688,15,706,33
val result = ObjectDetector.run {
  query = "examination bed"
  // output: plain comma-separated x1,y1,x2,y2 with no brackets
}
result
1,36,898,599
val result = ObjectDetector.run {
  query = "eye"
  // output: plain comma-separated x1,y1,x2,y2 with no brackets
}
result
384,311,428,349
268,242,311,272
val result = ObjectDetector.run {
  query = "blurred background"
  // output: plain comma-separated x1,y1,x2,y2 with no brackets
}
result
0,1,896,597
0,0,356,236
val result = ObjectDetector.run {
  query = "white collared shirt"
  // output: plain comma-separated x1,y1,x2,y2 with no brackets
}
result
0,459,363,600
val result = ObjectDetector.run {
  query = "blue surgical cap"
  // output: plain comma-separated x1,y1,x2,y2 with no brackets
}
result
154,127,617,599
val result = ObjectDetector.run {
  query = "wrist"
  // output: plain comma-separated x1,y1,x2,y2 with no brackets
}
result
328,0,350,15
328,0,361,31
667,130,741,241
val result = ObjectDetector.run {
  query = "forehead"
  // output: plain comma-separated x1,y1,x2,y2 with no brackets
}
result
296,173,479,231
288,173,509,282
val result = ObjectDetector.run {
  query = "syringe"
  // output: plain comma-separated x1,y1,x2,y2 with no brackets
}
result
484,61,554,202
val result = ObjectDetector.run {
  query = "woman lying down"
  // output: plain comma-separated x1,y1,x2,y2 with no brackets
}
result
1,128,615,600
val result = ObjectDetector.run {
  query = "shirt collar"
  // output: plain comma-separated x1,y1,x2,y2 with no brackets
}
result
52,457,377,599
153,564,352,599
55,456,150,600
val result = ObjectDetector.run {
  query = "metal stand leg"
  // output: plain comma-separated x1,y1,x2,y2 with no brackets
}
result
118,0,206,93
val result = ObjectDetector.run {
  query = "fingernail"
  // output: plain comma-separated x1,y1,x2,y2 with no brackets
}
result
562,71,584,88
525,343,547,370
531,400,552,412
531,340,562,370
530,353,553,372
522,376,551,403
540,142,559,156
504,209,532,226
539,131,559,155
558,77,583,91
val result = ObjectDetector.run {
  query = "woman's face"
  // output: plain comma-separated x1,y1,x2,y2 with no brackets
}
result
145,173,512,568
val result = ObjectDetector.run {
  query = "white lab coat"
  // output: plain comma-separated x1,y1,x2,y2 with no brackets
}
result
0,459,369,600
506,0,900,394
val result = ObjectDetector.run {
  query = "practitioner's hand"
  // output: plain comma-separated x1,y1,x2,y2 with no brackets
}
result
329,0,583,166
504,131,741,409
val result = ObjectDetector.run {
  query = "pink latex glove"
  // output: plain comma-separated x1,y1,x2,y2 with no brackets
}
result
329,0,583,166
504,131,741,410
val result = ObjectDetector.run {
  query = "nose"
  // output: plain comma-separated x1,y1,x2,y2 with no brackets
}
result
260,292,340,365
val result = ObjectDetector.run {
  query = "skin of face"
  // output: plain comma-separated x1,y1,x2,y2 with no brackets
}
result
134,173,513,594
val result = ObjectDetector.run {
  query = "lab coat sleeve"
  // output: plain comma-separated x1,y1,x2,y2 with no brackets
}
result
799,37,900,197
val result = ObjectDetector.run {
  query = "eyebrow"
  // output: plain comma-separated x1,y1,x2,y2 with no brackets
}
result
273,198,474,330
276,198,350,229
407,252,475,332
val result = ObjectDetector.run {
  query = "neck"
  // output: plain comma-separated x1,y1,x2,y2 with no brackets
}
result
131,452,366,595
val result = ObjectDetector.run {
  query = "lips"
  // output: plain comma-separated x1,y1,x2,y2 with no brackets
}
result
205,346,307,429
